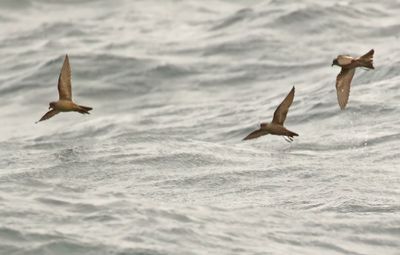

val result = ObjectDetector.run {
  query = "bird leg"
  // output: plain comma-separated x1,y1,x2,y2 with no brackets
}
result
283,136,293,143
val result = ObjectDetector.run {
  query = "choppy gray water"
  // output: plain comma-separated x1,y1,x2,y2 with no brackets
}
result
1,0,400,254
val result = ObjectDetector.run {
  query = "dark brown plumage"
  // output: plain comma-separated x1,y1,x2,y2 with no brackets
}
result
332,49,375,110
243,86,298,141
37,54,93,123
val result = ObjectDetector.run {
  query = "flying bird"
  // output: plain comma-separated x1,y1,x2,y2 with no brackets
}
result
243,86,298,142
37,54,92,123
331,49,374,110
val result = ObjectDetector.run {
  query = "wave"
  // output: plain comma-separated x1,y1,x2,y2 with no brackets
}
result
0,0,32,9
1,1,400,254
210,8,254,31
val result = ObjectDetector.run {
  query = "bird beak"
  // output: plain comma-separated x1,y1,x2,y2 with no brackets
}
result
331,64,334,67
48,106,51,110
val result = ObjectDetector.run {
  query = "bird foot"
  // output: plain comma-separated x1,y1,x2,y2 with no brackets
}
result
283,136,293,143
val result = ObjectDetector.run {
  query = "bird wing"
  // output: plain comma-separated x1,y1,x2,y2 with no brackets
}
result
272,86,295,125
36,109,60,123
336,68,356,110
243,129,269,140
337,55,354,66
58,54,72,101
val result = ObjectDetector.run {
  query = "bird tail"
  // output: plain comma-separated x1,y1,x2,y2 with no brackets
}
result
358,49,374,69
77,105,93,114
285,130,299,137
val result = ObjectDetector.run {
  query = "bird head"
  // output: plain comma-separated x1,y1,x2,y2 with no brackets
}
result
49,102,56,110
331,59,339,67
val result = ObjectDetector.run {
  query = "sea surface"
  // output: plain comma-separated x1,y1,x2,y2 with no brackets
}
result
0,0,399,254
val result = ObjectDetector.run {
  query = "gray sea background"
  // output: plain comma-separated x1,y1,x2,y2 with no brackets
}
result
0,0,399,254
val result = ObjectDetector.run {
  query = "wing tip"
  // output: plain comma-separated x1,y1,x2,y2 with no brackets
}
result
289,85,295,100
242,133,253,140
63,54,70,64
338,101,347,110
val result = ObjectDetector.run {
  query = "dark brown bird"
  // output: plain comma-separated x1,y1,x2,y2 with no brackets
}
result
243,86,298,142
331,49,374,110
37,54,92,123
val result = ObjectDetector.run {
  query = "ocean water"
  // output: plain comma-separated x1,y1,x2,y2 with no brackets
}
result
1,0,400,254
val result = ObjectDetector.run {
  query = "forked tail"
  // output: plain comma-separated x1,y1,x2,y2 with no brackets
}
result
285,130,299,137
358,49,374,69
77,105,93,114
